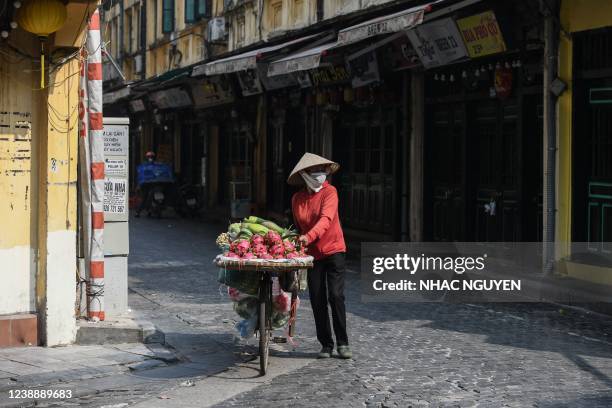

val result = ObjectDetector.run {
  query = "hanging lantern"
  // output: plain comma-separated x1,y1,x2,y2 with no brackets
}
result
17,0,67,88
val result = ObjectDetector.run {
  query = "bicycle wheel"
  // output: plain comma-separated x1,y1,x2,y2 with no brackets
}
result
258,273,270,375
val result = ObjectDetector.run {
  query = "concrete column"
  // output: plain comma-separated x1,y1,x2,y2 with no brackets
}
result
37,59,80,346
409,71,425,242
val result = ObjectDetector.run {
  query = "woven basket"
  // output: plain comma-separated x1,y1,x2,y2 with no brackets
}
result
214,255,314,272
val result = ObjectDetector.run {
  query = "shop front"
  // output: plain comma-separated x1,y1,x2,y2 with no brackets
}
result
421,4,545,242
570,27,612,254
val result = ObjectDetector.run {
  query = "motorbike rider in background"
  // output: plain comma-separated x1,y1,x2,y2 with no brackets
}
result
135,151,174,217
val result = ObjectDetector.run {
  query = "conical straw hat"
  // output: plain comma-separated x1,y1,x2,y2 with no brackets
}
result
287,152,340,186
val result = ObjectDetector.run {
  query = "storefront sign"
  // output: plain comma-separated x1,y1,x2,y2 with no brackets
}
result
129,99,146,112
267,42,337,77
380,33,421,71
294,71,312,88
237,70,264,96
457,11,507,58
347,50,380,88
406,17,468,69
337,4,427,46
310,66,350,87
149,88,192,110
197,34,319,76
258,64,298,91
191,77,235,108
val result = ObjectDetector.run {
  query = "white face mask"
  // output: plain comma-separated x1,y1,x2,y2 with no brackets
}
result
300,170,327,192
309,172,327,184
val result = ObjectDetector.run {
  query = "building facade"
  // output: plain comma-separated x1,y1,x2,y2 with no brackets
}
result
0,0,97,347
102,0,611,287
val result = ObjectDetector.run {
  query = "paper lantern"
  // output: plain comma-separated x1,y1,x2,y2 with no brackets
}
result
17,0,67,88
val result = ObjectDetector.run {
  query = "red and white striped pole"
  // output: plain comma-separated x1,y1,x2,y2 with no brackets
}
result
86,9,105,321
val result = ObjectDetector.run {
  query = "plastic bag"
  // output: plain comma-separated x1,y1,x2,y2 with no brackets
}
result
235,315,257,339
279,269,308,292
218,269,259,295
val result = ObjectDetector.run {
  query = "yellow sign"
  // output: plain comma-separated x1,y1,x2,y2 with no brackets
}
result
457,11,506,58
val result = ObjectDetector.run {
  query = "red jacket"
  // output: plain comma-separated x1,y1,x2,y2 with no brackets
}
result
291,181,346,260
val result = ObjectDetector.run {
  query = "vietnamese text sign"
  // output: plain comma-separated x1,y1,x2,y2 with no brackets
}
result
104,178,127,214
105,158,127,176
103,125,128,156
337,6,425,46
406,17,468,69
310,65,350,86
457,11,506,58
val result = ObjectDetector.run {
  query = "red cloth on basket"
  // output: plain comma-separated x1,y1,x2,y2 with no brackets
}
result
291,181,346,260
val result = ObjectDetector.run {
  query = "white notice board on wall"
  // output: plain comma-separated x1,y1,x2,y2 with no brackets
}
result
103,117,130,222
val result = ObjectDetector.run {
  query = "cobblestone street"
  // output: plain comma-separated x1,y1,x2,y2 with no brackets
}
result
123,216,612,407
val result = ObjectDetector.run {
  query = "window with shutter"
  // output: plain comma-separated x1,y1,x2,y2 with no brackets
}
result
185,0,195,23
162,0,174,33
197,0,208,17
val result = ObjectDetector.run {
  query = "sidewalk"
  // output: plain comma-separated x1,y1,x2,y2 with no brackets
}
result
0,342,180,407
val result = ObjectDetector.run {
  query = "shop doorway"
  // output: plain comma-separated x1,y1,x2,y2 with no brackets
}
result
572,28,612,253
428,104,466,241
335,107,398,239
426,95,542,242
268,107,306,218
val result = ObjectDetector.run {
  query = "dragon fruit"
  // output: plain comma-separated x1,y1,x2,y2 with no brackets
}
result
231,239,251,256
274,291,291,313
250,234,265,246
268,243,285,257
285,252,298,259
283,239,296,253
259,253,273,260
265,230,283,246
224,251,240,258
228,287,241,301
251,243,268,254
241,252,256,260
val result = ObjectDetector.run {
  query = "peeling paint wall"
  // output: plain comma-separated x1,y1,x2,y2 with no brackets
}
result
39,58,79,346
0,47,38,316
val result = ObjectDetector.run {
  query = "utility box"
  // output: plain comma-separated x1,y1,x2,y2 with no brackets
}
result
103,117,130,318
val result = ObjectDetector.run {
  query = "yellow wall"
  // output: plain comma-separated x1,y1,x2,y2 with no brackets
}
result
557,0,612,285
557,0,612,255
0,44,39,315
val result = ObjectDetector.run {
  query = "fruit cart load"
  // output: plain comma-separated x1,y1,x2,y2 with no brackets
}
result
214,215,311,338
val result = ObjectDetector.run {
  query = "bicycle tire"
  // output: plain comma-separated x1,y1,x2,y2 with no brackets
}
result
258,274,270,375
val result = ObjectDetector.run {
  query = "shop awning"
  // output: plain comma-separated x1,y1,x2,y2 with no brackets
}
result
267,42,340,77
336,2,436,46
192,34,318,77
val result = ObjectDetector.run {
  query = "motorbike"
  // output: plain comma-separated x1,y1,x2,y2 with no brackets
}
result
143,181,175,219
176,184,201,218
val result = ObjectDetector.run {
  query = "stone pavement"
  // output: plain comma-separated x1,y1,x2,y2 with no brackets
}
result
126,216,612,408
0,342,180,407
2,215,612,407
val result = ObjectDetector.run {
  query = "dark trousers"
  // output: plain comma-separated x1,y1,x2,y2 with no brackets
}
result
308,252,349,348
